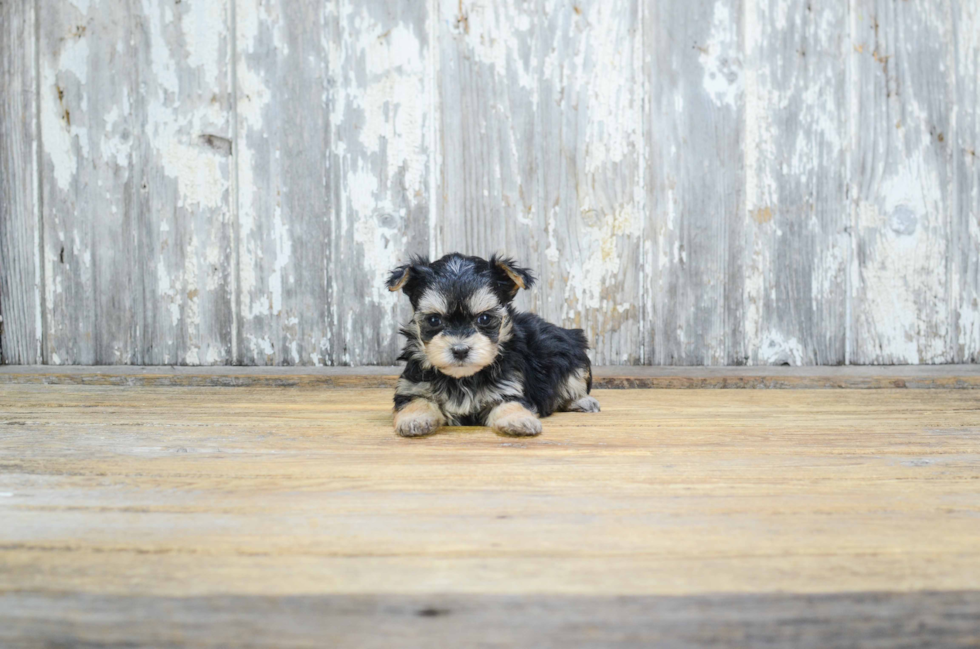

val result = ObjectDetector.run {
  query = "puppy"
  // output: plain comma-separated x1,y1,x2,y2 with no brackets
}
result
386,253,600,437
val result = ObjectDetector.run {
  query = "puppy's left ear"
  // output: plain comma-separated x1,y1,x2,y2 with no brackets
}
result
491,254,535,298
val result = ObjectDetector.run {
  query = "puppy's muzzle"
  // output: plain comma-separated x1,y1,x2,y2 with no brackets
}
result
450,344,470,361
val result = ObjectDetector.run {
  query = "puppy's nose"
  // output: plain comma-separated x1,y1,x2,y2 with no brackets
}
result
450,344,470,361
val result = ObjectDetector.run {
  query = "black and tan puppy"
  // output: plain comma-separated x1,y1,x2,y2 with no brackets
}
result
386,253,599,437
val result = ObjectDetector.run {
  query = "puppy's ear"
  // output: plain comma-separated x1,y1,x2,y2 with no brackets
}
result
490,254,535,298
386,265,412,292
386,255,432,302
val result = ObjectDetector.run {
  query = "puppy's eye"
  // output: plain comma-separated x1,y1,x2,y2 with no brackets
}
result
426,315,442,328
477,313,492,326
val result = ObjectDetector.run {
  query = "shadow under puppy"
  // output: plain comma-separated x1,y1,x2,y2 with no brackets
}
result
387,253,600,437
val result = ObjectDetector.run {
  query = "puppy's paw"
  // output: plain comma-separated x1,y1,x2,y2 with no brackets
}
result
488,402,542,437
494,415,542,437
566,396,601,413
396,416,441,438
394,400,444,438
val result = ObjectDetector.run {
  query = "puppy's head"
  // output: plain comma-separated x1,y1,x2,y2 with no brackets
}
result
387,253,535,378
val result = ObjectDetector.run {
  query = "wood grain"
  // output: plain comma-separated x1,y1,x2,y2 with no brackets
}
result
235,0,333,365
849,0,953,364
39,0,138,364
137,0,236,366
237,0,430,366
327,0,432,365
37,0,234,364
0,384,978,644
951,0,980,363
645,0,744,365
2,364,980,389
742,0,848,365
438,0,644,364
2,591,979,648
0,0,40,364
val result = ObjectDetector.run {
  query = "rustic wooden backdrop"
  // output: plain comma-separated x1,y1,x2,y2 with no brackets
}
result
1,0,978,366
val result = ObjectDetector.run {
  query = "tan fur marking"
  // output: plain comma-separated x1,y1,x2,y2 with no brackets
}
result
497,261,526,290
393,399,445,437
388,267,410,292
466,287,500,314
498,314,513,343
487,401,541,437
558,368,590,404
417,289,448,315
426,331,498,378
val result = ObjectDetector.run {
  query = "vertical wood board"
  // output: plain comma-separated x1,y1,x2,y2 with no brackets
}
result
438,0,644,365
645,0,744,365
328,0,433,365
238,0,431,366
0,0,40,364
849,0,952,364
950,0,980,363
741,0,849,365
38,0,234,364
236,0,332,365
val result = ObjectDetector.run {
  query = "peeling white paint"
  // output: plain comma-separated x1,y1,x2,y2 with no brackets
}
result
267,209,292,316
42,47,90,192
700,2,742,108
577,1,638,175
448,0,535,97
758,331,805,366
158,138,227,209
237,0,279,320
23,0,975,368
143,0,179,95
354,20,427,195
182,1,224,83
348,166,401,312
564,205,640,312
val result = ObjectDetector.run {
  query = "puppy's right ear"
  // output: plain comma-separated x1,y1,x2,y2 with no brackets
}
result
386,265,412,292
386,255,431,303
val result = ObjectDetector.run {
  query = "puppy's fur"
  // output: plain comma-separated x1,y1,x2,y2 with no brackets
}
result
387,253,599,437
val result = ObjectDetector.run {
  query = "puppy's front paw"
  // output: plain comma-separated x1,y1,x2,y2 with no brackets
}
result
488,402,542,437
566,396,601,413
494,415,542,437
394,400,445,438
396,416,441,438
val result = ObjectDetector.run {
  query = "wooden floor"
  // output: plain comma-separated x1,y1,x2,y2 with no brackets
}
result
1,383,979,647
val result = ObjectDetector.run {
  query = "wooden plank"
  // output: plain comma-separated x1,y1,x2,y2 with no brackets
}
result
138,0,235,365
645,0,744,365
849,0,953,364
742,0,848,365
438,0,644,365
38,0,234,364
327,0,433,365
0,386,978,607
0,0,40,364
235,0,331,365
2,364,980,389
237,0,431,366
38,0,139,364
2,591,979,648
951,1,980,362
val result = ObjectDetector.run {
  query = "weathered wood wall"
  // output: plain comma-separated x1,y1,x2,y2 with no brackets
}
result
1,0,978,366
